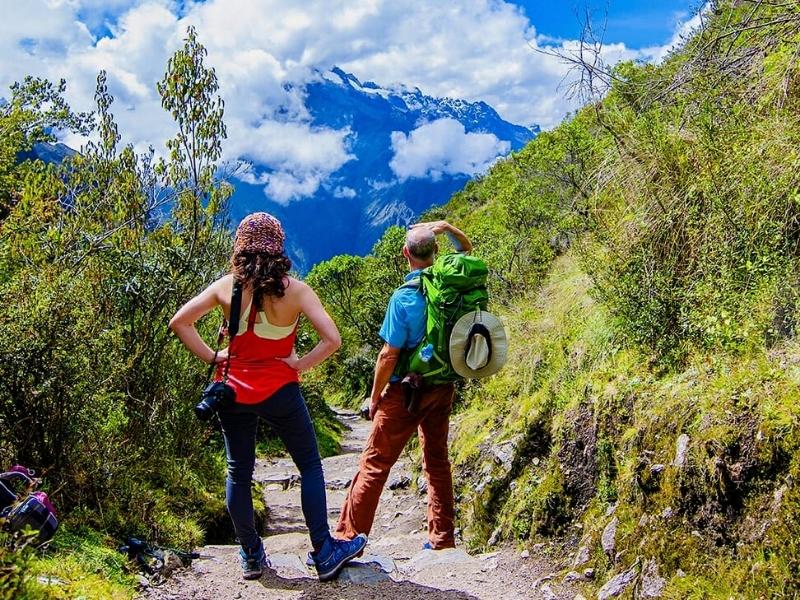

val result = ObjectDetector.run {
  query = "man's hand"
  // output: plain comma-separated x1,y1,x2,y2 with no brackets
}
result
369,397,380,420
410,220,472,253
410,220,449,235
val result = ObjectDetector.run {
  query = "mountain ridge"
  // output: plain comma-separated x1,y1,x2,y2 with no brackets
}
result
229,66,538,271
23,68,538,272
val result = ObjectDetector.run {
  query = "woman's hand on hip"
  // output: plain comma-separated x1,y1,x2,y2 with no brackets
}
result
279,348,301,371
209,347,230,364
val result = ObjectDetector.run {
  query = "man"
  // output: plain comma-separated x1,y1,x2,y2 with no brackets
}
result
336,220,472,550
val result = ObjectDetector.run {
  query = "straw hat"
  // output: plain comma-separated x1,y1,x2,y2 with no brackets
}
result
449,311,508,379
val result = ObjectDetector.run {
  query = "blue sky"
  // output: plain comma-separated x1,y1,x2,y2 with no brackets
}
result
513,0,700,47
1,0,703,203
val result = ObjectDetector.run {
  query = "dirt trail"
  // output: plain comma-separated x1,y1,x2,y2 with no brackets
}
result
142,411,578,600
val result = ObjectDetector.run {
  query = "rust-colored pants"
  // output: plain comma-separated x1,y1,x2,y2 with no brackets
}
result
335,382,456,549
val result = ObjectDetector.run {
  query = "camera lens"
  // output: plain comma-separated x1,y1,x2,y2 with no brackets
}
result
195,396,216,421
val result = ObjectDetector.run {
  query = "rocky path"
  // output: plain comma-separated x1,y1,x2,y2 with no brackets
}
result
142,411,580,600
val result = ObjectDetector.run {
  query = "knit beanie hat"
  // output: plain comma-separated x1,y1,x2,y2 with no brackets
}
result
233,212,285,255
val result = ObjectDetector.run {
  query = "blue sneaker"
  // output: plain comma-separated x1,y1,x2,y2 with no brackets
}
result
311,534,368,582
239,542,270,580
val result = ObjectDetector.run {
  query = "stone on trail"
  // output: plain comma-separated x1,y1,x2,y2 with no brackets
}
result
597,565,638,600
259,474,294,489
601,517,618,558
352,553,397,574
487,526,502,546
325,477,351,490
532,573,555,588
540,583,558,600
267,553,309,577
359,398,371,420
160,551,184,578
337,561,394,584
402,548,474,574
389,475,412,490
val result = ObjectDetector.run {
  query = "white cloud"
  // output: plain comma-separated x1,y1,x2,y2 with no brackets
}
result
0,0,705,197
225,119,354,203
332,186,356,199
389,118,510,181
262,171,324,205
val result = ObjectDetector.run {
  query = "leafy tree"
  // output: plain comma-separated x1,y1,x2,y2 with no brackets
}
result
0,27,234,547
0,77,91,218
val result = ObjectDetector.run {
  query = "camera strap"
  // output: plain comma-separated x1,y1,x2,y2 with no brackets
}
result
205,279,243,384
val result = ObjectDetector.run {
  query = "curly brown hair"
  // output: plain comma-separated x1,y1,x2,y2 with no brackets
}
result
231,251,292,308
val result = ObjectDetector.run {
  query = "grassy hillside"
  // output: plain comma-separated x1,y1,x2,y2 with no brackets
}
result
311,1,800,596
445,2,800,596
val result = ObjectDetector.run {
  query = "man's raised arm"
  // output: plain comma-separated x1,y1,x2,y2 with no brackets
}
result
409,220,472,253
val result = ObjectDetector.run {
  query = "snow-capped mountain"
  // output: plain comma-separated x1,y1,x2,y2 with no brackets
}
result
230,67,538,271
22,69,538,272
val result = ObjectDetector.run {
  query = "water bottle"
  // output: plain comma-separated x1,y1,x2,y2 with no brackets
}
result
419,343,434,363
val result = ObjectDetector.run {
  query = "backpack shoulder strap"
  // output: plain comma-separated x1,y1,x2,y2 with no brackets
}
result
398,277,421,291
228,280,243,342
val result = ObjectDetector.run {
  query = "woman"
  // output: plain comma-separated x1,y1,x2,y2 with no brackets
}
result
169,212,367,582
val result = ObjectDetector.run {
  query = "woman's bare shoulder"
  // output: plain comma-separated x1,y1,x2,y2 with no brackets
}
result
285,276,310,295
209,274,235,301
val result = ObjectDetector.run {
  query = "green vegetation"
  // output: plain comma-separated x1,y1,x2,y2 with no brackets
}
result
306,2,800,596
0,28,340,597
4,1,800,597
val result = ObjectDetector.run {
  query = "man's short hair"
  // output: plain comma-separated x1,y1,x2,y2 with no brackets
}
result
406,228,436,260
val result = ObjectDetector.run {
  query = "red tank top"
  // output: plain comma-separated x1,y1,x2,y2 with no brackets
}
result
215,300,300,404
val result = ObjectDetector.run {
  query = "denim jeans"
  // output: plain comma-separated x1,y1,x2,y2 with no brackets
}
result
218,383,329,551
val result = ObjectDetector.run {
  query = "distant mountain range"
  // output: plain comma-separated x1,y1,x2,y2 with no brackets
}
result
25,67,538,272
228,68,538,271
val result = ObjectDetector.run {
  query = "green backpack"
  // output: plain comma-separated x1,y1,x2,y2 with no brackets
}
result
396,253,489,384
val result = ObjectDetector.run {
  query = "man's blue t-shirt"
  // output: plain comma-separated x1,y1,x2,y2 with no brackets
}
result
379,270,426,352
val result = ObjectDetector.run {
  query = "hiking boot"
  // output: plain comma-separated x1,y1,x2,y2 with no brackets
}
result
239,542,269,580
311,534,368,582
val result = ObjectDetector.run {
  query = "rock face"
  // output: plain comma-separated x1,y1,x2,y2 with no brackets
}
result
601,517,619,558
639,558,666,598
573,545,591,567
673,434,691,468
556,403,599,509
597,565,638,600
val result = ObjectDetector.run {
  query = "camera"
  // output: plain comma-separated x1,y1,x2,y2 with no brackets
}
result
401,372,423,415
195,381,235,421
